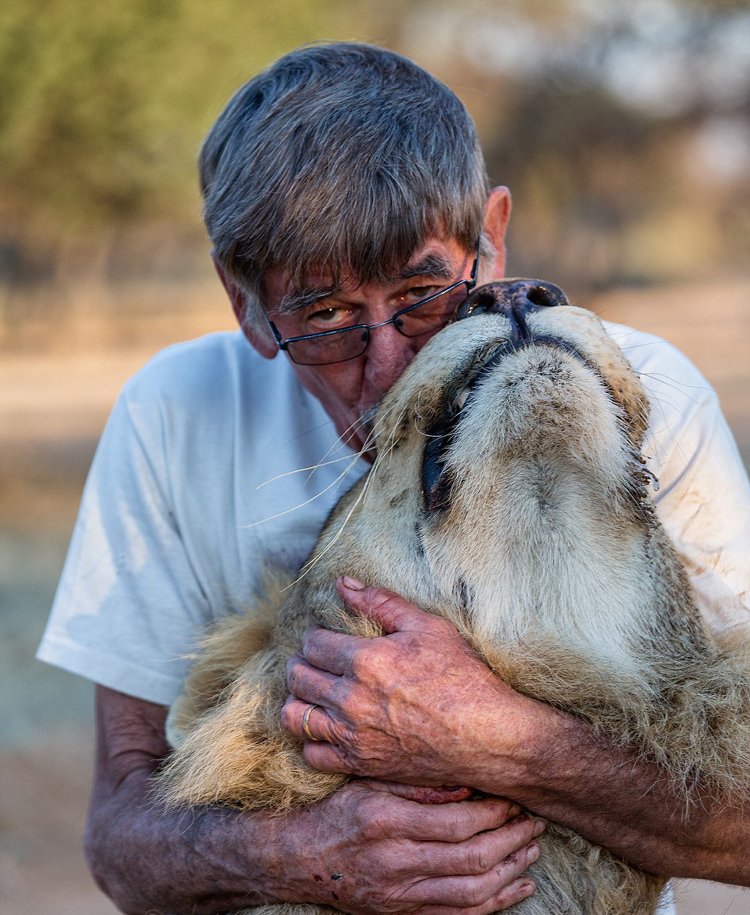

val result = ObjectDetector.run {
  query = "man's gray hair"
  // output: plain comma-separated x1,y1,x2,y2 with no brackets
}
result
200,42,489,332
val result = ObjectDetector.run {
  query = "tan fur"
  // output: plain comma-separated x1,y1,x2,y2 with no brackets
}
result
166,571,292,749
158,298,750,915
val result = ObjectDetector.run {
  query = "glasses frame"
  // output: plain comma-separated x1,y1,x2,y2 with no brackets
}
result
265,239,481,366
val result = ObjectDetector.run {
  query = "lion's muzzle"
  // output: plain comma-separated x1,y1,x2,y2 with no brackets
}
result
420,280,594,513
458,279,569,345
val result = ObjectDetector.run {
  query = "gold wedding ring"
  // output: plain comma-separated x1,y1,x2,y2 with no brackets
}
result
302,703,321,741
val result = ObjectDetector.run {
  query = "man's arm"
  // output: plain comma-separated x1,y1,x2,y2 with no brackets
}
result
86,685,545,915
284,580,750,887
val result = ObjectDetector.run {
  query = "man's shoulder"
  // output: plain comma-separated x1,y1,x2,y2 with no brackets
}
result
110,330,337,463
118,330,298,418
124,330,254,397
603,320,713,390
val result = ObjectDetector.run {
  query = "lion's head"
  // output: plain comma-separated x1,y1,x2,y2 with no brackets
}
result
317,281,658,650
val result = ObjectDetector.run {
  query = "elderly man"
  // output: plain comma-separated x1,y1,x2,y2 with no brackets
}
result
39,43,750,914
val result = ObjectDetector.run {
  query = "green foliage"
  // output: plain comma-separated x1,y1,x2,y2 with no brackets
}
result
0,0,747,287
0,0,365,233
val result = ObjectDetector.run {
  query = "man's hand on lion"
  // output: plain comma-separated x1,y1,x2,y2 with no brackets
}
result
283,576,538,793
89,686,542,914
279,779,542,913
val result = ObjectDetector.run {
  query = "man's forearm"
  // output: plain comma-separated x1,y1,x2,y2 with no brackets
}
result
89,686,543,914
470,695,750,885
86,685,291,914
86,750,288,913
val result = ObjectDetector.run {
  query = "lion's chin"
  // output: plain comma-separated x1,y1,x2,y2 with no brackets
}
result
421,334,604,513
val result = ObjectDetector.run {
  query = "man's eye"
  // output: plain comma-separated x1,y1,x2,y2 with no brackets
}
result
401,285,441,304
304,306,355,330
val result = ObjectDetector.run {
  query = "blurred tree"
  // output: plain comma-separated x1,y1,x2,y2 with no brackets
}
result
0,0,747,291
401,0,750,289
0,0,371,277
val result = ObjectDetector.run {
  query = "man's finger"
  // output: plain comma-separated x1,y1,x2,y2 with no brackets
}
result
416,877,535,915
407,814,544,877
282,696,341,744
300,627,365,676
395,842,538,908
482,877,537,913
402,799,543,845
336,576,439,635
354,792,542,844
368,782,475,805
302,736,358,774
286,654,346,705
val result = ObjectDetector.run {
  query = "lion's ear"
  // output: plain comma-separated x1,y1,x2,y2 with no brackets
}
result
482,186,512,280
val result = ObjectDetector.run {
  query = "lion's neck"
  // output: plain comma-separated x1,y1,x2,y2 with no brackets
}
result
424,459,653,675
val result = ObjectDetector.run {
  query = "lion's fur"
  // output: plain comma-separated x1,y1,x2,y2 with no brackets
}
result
157,300,750,915
166,571,290,750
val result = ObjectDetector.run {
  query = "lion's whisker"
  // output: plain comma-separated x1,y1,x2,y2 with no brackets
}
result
284,418,387,583
241,451,367,529
255,452,367,489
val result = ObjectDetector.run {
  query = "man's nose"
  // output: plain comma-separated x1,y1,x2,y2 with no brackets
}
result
364,321,420,393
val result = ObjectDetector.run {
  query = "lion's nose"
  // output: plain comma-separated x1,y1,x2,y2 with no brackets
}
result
457,279,569,323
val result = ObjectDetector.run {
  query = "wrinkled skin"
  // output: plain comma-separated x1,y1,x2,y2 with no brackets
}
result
88,686,542,914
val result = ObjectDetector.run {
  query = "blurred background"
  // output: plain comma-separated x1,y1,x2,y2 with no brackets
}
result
1,1,748,912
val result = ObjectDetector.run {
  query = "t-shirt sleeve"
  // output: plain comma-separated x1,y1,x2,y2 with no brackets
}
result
37,379,213,706
645,345,750,644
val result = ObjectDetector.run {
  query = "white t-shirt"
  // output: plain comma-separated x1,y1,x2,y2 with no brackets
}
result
37,326,750,915
39,331,369,701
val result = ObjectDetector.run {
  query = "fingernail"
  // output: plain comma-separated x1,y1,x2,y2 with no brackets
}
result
507,803,522,818
341,576,365,590
519,880,535,898
533,818,546,837
526,842,540,864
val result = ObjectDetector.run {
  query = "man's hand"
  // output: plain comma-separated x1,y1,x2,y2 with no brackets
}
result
284,578,750,888
278,780,543,913
88,685,542,914
283,576,534,788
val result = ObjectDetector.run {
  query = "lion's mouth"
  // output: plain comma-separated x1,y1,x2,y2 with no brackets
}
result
421,335,595,512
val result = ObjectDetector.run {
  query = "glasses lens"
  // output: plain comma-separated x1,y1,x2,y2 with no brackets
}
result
286,326,369,366
396,284,469,338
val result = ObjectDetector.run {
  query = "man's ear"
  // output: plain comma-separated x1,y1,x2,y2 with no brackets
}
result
212,255,277,359
482,186,512,280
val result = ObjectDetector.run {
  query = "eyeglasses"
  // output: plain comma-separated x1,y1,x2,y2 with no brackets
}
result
266,242,481,366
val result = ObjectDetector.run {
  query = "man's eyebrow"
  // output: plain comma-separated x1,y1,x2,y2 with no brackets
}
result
276,285,338,315
395,254,455,282
274,254,456,314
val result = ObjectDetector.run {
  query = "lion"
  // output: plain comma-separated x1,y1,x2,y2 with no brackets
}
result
157,280,750,915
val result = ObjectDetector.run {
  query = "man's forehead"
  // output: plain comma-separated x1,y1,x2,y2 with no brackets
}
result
272,241,468,313
316,240,462,285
